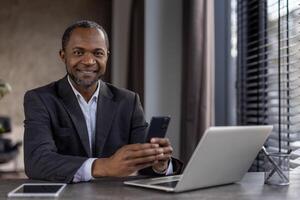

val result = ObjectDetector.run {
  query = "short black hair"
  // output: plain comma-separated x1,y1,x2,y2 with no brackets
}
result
61,20,109,50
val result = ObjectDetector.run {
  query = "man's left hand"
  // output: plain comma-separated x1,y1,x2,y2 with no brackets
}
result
150,138,173,173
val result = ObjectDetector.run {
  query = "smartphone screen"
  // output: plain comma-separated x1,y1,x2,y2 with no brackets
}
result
146,116,171,142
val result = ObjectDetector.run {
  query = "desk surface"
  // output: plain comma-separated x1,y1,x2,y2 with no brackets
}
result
1,172,300,200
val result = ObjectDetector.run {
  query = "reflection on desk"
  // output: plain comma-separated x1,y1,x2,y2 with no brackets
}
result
1,172,300,200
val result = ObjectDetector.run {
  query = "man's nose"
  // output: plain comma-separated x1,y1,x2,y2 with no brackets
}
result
81,53,96,65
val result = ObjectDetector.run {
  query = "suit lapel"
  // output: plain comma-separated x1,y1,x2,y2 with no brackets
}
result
57,77,91,157
94,81,117,157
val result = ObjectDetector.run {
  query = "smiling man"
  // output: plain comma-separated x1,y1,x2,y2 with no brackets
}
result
23,20,182,183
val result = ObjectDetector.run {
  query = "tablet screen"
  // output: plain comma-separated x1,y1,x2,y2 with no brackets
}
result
8,183,66,197
16,185,63,193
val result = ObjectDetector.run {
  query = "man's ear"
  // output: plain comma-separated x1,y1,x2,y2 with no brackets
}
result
59,49,65,61
106,50,110,61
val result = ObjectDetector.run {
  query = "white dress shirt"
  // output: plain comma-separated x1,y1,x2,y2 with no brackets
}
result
67,76,172,183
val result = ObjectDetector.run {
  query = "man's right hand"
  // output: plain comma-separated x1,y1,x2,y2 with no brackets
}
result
91,143,163,177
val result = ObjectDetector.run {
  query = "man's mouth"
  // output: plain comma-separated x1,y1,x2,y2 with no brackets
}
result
77,70,97,74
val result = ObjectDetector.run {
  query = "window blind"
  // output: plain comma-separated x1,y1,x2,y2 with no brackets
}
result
236,0,300,171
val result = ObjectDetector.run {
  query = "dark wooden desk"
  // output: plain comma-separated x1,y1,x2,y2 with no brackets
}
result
1,172,300,200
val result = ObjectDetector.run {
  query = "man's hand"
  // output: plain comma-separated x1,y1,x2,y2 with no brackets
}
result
150,138,173,173
92,143,163,177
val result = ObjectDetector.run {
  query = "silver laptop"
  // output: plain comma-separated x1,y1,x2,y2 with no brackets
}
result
124,125,273,192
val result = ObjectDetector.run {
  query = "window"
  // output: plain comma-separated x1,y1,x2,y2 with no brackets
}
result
236,0,300,171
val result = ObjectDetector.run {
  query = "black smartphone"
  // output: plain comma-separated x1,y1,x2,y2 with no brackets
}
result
146,116,171,142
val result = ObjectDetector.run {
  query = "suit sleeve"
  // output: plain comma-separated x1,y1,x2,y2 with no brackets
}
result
23,91,87,183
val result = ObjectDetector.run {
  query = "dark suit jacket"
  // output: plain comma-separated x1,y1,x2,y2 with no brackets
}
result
24,76,182,183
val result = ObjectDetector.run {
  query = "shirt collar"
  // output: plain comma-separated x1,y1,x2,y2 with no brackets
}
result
67,75,100,103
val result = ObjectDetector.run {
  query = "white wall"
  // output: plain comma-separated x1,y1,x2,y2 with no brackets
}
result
145,0,182,157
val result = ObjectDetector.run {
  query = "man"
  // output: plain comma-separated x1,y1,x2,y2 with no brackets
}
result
23,20,182,183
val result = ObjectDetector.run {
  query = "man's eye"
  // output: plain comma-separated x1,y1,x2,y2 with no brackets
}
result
73,51,83,56
94,51,105,57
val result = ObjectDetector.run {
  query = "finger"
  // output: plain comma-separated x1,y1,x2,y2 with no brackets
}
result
160,146,173,154
134,162,156,171
156,153,172,161
129,155,158,166
126,161,155,174
125,143,159,151
127,148,163,159
150,138,171,147
122,145,172,161
121,160,156,175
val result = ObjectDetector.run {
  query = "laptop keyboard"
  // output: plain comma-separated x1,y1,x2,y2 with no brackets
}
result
152,181,179,188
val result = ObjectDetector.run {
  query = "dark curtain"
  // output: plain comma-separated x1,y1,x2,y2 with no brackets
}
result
127,0,145,105
180,0,214,164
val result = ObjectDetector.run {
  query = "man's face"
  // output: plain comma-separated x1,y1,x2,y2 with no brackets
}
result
60,27,108,89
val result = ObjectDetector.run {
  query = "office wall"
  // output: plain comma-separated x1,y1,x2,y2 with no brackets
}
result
112,0,132,88
0,0,111,171
145,0,182,157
